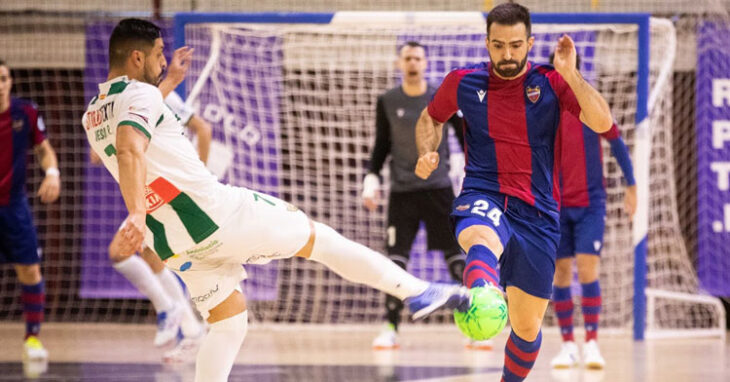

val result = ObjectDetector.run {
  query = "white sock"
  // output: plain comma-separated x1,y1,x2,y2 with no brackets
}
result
113,255,173,313
156,268,202,337
308,222,428,300
195,311,248,382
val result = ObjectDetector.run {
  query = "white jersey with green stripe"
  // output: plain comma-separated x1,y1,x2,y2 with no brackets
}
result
82,75,236,257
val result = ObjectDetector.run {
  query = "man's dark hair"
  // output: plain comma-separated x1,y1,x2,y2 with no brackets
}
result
549,51,582,70
486,3,532,37
0,58,7,68
109,18,162,68
399,41,425,54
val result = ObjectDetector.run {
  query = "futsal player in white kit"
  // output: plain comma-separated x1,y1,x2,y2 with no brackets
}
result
83,18,470,382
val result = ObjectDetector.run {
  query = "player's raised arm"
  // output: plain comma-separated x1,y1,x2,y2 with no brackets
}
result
158,46,193,98
414,109,443,179
553,35,612,133
601,123,637,219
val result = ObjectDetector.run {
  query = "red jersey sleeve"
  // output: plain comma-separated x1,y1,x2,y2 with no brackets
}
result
545,70,582,119
427,69,463,123
600,122,621,141
26,103,46,146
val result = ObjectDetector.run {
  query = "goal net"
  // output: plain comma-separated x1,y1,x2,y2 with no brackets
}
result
0,6,724,339
174,12,724,336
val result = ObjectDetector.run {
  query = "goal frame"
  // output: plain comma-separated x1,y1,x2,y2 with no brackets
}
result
172,11,652,339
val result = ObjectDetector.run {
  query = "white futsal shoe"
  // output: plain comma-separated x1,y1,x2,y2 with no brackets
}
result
154,303,183,347
372,323,399,350
583,340,606,369
551,341,579,369
23,336,48,361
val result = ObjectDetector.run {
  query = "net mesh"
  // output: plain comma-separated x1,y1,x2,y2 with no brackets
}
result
0,1,726,334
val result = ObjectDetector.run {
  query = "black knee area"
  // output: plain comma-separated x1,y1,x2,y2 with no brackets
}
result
385,294,404,330
444,251,466,284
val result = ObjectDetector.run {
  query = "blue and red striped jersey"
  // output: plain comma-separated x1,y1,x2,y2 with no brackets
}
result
428,62,580,214
559,111,635,208
0,98,46,206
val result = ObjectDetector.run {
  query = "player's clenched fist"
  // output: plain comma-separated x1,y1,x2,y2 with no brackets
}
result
415,152,440,179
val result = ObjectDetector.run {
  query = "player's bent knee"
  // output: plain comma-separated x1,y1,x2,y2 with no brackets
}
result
576,254,600,283
509,312,543,342
294,220,317,259
457,225,503,255
506,286,548,341
307,221,341,261
14,264,42,285
207,289,247,324
510,320,542,342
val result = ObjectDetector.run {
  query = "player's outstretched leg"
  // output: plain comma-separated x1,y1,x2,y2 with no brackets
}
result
306,222,469,319
111,253,182,347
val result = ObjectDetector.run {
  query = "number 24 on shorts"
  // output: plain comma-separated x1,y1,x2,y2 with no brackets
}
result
471,200,502,227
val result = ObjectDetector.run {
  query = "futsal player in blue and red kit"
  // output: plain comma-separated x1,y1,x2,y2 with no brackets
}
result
0,59,61,363
415,3,614,381
549,53,636,370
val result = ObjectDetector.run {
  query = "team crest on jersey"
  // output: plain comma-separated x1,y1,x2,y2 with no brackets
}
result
593,240,602,251
11,119,23,131
456,204,471,211
526,86,541,103
396,108,405,118
145,186,165,213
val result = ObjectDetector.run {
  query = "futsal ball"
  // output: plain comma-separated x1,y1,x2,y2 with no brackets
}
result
454,286,508,341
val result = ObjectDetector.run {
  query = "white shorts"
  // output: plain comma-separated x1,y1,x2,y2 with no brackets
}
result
164,187,311,319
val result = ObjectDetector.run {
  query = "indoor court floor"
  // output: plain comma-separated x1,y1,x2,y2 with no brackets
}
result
0,323,727,381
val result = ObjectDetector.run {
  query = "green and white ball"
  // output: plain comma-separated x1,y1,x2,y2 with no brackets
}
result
454,286,508,341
